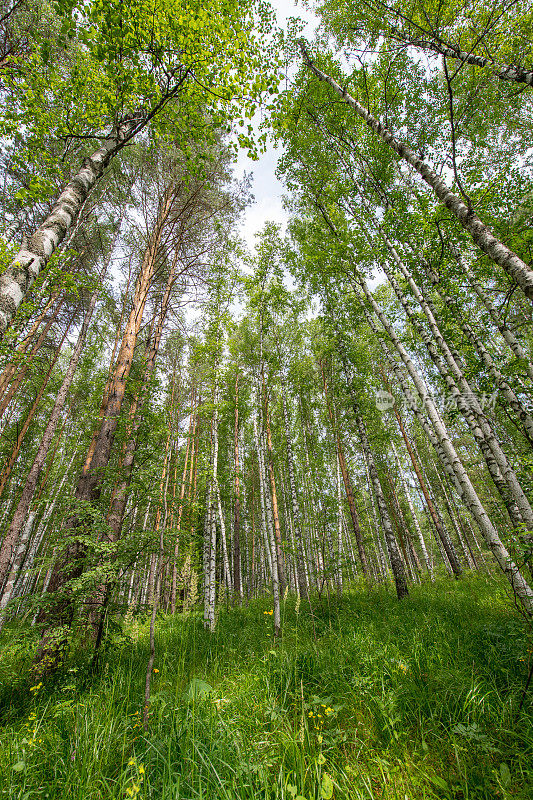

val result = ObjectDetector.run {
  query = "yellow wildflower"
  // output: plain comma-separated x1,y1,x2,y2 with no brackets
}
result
153,668,159,673
128,758,136,766
138,765,145,775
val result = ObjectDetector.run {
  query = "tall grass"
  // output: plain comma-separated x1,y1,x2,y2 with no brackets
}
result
1,573,532,799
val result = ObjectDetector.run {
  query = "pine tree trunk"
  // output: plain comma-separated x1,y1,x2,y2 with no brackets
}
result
0,281,100,591
0,294,58,408
76,187,175,506
0,317,71,500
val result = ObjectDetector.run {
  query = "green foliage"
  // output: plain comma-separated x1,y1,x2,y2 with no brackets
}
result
1,575,533,798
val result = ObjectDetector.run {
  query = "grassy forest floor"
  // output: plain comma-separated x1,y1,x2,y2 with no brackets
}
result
0,574,532,799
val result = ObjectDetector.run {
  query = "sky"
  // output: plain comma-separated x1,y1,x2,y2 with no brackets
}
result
234,0,319,253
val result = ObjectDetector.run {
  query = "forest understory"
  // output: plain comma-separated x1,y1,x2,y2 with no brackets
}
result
1,574,531,800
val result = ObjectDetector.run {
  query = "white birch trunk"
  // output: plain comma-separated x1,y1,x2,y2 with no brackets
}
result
254,412,280,633
392,442,433,578
465,263,533,383
281,381,308,597
301,46,533,302
0,120,136,334
216,485,233,593
358,282,533,611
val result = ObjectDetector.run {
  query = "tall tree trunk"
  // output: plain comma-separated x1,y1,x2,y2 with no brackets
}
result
280,380,308,598
216,484,232,593
254,415,280,635
391,442,433,578
233,374,242,604
359,287,533,611
31,189,177,671
170,400,194,613
82,271,132,479
262,367,288,594
90,252,180,627
301,46,533,302
320,361,370,578
0,317,72,501
204,385,219,631
391,402,462,576
0,118,141,335
0,280,100,591
355,411,409,598
75,185,175,506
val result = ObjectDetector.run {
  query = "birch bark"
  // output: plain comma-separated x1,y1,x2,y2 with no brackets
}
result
0,119,138,334
359,287,533,611
300,46,533,302
355,412,409,599
280,380,308,598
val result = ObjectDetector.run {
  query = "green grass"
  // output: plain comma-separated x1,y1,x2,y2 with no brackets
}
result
1,573,532,799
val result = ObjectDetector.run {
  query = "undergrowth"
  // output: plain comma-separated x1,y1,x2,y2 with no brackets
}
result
0,573,532,799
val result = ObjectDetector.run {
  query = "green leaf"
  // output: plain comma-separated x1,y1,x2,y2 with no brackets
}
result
499,762,511,788
185,678,213,701
430,775,449,791
321,772,334,799
12,761,25,772
317,753,326,765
